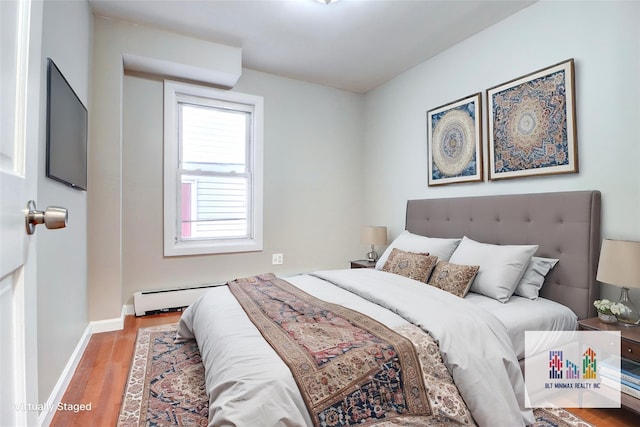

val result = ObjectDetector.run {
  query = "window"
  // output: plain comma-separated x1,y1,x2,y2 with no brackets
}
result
163,80,263,256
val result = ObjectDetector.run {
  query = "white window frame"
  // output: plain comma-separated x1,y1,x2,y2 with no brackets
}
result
163,80,263,256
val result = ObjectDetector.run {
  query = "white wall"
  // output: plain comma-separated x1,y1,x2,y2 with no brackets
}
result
92,16,364,309
121,69,364,301
37,0,92,403
363,1,640,305
89,17,242,321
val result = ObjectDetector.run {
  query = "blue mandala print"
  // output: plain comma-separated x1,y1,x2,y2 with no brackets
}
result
492,70,569,173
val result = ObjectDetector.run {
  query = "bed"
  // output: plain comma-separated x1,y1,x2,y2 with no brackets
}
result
177,190,601,427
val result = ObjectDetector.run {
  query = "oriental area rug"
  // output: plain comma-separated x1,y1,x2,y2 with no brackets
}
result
117,324,593,427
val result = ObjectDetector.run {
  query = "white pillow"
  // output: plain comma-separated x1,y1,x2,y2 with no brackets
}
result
448,236,538,303
375,230,461,270
513,257,559,300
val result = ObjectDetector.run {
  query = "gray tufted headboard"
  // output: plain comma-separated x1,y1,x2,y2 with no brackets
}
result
405,191,601,319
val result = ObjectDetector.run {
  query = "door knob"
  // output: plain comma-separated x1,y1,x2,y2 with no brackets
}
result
25,200,68,235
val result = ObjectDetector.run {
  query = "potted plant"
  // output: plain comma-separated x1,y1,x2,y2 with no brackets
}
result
593,299,629,324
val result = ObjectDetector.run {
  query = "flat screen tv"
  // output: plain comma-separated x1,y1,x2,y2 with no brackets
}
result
46,58,87,191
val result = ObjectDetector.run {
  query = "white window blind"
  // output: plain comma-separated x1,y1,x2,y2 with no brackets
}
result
179,103,250,240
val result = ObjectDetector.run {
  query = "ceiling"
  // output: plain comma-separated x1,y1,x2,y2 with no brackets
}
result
89,0,535,93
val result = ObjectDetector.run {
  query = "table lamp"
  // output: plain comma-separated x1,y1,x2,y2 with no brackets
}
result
596,239,640,326
360,226,387,262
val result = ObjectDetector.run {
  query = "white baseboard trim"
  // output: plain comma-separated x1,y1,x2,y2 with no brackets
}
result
123,304,135,316
89,305,127,334
38,324,92,427
38,305,131,426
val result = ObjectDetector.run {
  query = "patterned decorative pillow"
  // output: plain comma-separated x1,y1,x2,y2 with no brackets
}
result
428,261,479,298
382,248,438,282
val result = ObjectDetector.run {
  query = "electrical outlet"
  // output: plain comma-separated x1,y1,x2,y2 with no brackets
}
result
272,253,284,265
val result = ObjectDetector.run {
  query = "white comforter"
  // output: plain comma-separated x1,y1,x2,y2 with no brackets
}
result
177,269,535,427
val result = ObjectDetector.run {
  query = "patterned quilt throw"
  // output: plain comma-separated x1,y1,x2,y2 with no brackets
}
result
228,274,432,427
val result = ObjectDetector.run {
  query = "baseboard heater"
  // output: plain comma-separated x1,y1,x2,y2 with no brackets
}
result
133,283,223,316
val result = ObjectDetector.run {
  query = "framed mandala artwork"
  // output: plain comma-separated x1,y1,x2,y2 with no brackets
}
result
487,59,578,180
426,93,483,186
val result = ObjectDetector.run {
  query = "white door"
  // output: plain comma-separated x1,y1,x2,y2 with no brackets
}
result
1,0,43,425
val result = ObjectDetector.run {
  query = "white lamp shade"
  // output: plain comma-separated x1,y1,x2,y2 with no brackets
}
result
596,239,640,288
360,226,387,246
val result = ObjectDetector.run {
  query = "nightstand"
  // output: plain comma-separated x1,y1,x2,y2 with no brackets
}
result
350,259,376,269
578,317,640,414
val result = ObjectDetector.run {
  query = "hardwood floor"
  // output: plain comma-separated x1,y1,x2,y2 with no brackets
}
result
566,407,639,427
51,312,640,426
50,311,182,427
